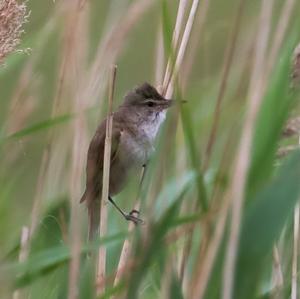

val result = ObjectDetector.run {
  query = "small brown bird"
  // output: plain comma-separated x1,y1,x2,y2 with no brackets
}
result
80,83,173,240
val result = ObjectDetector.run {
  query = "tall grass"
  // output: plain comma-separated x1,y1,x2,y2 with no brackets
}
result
0,0,300,299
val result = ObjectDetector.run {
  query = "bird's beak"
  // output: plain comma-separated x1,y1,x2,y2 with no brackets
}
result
161,99,174,109
160,98,187,109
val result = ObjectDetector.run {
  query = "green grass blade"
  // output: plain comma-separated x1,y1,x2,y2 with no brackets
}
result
5,232,126,288
247,32,300,196
1,113,73,142
125,173,192,299
179,99,208,211
235,150,300,299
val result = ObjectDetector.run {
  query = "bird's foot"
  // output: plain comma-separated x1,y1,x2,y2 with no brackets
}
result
125,209,145,225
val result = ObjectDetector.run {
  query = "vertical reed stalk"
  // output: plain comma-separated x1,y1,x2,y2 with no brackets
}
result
155,25,165,87
266,0,296,77
162,0,188,93
189,195,231,299
113,166,146,290
180,0,210,91
271,245,284,297
96,65,117,295
12,226,29,299
165,0,200,98
222,1,274,298
67,2,89,299
203,0,246,170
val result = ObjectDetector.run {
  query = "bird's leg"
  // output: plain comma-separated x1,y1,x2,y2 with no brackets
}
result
108,196,144,225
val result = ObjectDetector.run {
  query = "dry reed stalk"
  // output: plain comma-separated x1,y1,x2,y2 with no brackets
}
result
5,61,35,133
113,167,146,290
155,26,165,87
29,2,73,235
203,0,246,170
145,0,201,224
162,0,188,93
222,1,274,298
96,65,117,296
5,2,65,255
29,147,50,236
3,8,66,274
291,203,300,299
154,1,202,294
266,0,296,77
12,226,29,299
66,2,89,299
82,0,154,108
4,16,55,165
189,195,231,299
3,60,38,168
179,0,242,289
176,0,210,286
165,0,200,98
112,1,201,294
180,0,210,91
192,128,243,292
271,245,284,296
112,201,140,291
44,1,85,199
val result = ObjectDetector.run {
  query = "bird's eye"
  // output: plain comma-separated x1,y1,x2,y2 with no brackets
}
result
147,101,155,107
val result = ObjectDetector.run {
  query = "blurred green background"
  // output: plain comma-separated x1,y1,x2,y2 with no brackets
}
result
1,0,300,298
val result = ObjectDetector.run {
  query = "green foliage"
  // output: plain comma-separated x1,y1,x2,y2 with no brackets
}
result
1,113,73,142
236,150,300,298
247,33,300,196
1,0,300,298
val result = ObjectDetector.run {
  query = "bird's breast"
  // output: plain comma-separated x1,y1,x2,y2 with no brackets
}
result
119,131,152,166
118,111,166,167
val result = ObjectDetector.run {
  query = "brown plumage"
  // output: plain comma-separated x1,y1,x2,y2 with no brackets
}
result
80,83,173,240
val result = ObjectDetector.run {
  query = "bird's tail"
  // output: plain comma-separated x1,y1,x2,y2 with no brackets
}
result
80,190,101,242
88,199,100,242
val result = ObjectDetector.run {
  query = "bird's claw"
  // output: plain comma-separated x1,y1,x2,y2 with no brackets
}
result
125,209,145,225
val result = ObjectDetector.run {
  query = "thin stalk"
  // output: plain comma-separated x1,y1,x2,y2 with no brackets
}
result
177,0,210,286
203,0,246,170
113,166,146,291
166,0,208,211
162,0,188,94
165,0,200,99
155,25,165,87
12,226,29,299
272,245,284,296
189,195,231,299
83,0,154,107
67,2,89,299
96,65,117,296
180,0,210,91
266,0,296,77
112,202,140,293
222,1,274,298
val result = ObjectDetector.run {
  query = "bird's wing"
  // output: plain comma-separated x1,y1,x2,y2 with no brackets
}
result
80,121,121,204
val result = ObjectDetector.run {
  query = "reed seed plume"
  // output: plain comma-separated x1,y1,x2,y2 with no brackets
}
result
0,0,28,64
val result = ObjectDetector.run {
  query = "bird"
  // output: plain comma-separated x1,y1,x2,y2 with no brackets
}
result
80,82,173,240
